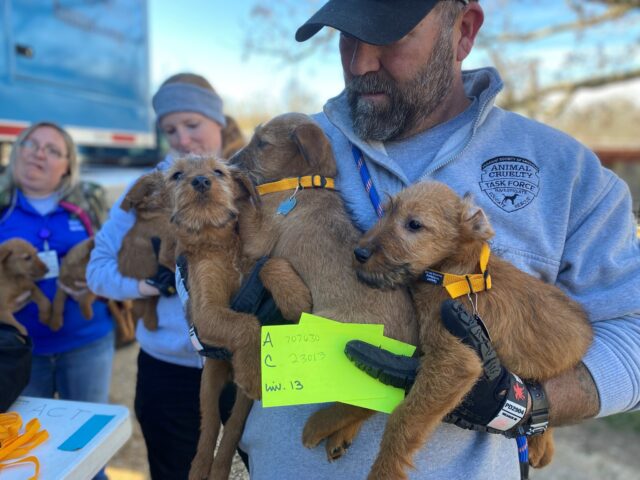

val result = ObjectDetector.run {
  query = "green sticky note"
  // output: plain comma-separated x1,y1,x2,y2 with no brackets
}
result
261,313,416,413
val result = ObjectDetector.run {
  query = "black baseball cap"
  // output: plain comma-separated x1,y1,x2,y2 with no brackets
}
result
295,0,469,46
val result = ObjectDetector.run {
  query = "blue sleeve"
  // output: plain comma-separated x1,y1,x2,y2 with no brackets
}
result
583,314,640,417
559,175,640,417
87,191,141,300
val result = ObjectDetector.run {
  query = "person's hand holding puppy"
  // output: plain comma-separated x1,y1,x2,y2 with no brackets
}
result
11,291,32,312
57,279,90,302
345,300,546,439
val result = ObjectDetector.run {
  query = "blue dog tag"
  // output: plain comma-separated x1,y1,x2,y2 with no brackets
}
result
277,197,297,216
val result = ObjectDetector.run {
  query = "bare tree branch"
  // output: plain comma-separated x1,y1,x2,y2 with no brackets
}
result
478,5,636,44
502,68,640,111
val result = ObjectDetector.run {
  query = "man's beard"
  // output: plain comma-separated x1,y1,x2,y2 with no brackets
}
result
346,29,455,142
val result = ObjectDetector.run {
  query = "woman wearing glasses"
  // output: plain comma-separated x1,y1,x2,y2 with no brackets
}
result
0,122,114,452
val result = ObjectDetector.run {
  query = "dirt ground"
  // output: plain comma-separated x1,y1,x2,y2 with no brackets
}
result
105,342,640,480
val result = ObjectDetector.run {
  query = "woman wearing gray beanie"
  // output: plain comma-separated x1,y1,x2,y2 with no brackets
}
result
87,73,246,479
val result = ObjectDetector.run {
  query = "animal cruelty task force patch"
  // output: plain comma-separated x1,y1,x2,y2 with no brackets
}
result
478,156,540,212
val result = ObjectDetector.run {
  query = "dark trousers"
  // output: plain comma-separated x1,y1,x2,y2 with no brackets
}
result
134,350,248,479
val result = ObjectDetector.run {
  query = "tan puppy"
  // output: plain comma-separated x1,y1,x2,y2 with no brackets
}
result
118,171,176,330
230,112,418,461
0,238,50,335
165,155,311,480
49,237,136,339
47,237,97,331
353,181,593,479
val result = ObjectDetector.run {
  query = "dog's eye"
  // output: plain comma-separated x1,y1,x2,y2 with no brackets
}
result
406,219,423,232
257,138,269,149
23,254,31,260
213,169,224,177
171,171,184,181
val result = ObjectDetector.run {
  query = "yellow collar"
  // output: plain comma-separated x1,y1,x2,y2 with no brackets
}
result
256,175,335,196
421,243,492,299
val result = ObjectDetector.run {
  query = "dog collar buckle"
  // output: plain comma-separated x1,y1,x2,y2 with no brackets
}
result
311,175,327,188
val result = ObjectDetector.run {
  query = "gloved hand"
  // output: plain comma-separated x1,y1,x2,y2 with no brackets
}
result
144,237,176,297
345,299,545,438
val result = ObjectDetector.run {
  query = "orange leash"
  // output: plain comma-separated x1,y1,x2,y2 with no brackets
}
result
0,412,49,479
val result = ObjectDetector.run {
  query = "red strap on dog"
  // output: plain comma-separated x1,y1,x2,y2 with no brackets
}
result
58,201,94,236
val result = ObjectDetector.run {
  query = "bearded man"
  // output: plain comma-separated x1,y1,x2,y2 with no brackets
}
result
238,1,640,479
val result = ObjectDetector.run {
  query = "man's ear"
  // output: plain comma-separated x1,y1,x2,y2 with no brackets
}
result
461,193,493,241
291,123,337,177
456,2,484,62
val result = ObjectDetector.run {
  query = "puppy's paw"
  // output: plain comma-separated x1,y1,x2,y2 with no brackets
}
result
324,421,364,461
528,431,555,468
188,454,212,480
39,309,52,326
47,315,64,332
302,412,333,449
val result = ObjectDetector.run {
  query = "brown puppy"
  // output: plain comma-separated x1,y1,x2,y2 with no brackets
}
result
230,112,418,461
49,237,136,339
165,155,311,480
353,181,593,479
0,238,50,336
48,237,96,331
118,171,176,330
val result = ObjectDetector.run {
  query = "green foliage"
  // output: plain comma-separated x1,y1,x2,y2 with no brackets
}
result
601,411,640,433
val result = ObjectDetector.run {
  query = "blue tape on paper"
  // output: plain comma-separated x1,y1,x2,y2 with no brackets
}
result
58,414,115,451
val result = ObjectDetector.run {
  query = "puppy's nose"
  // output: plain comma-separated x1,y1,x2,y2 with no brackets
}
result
191,176,211,192
354,247,372,264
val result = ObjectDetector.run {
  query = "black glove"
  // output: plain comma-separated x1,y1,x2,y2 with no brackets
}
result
175,255,288,360
345,299,548,438
145,237,176,297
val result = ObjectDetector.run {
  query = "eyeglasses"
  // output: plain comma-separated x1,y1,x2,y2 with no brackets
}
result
20,139,66,161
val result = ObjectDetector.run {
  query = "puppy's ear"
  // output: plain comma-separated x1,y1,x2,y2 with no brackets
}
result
0,245,11,264
121,173,156,212
232,169,261,209
461,194,494,241
291,123,337,177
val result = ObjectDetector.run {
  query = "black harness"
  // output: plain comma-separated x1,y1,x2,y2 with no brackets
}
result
176,255,286,360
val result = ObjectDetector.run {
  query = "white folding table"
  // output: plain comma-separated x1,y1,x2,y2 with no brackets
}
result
3,396,131,480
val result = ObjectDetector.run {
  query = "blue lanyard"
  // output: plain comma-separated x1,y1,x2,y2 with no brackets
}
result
351,145,384,218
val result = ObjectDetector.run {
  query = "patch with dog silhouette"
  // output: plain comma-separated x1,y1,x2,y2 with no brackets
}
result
479,156,540,212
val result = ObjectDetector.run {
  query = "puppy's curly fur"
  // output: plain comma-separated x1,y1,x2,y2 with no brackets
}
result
353,181,593,479
166,155,311,480
230,112,419,461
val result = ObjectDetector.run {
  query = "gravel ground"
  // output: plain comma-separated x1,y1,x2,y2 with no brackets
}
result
105,342,639,480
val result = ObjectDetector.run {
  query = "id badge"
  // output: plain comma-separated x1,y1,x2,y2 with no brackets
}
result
38,250,60,279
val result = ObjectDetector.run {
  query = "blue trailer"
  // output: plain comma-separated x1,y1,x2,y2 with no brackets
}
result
0,0,154,163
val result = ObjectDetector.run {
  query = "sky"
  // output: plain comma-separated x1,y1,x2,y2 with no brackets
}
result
148,0,640,114
148,0,344,113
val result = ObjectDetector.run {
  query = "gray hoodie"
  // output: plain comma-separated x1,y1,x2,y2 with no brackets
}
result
240,67,640,479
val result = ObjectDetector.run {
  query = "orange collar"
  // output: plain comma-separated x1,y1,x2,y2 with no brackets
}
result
256,175,335,196
421,243,492,298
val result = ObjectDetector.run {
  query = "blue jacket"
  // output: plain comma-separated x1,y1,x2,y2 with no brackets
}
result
0,190,113,355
